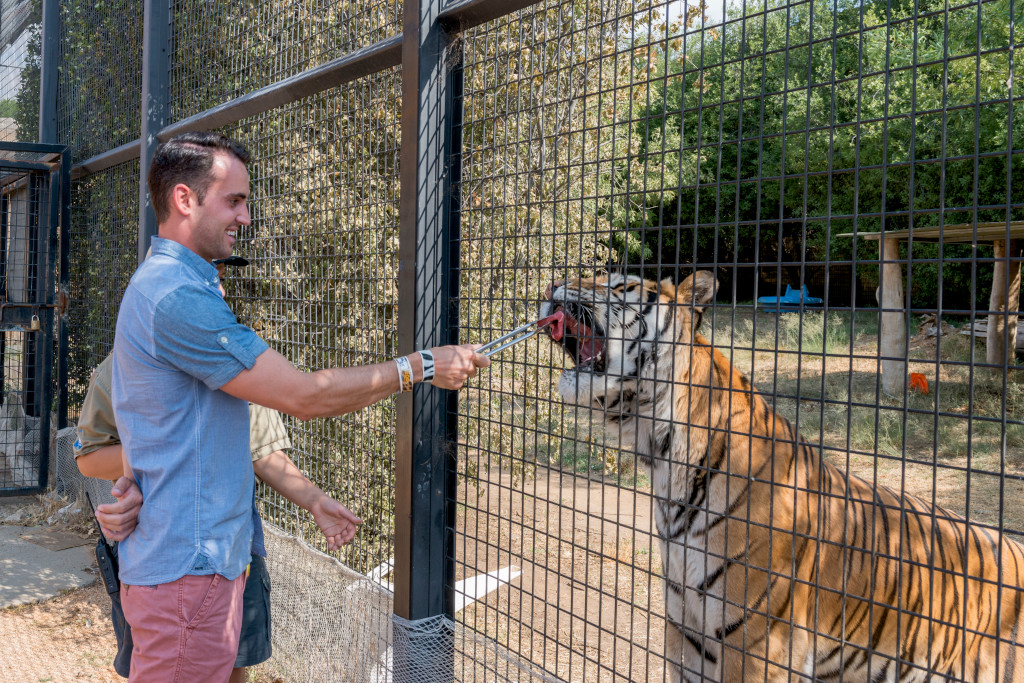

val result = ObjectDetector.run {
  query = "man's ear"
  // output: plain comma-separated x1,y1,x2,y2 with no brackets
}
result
677,270,718,311
170,183,195,217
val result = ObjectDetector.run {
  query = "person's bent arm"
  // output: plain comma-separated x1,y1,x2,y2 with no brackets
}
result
253,450,361,550
221,344,488,421
75,444,125,481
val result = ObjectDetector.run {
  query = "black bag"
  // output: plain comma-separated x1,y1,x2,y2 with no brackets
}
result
86,492,120,595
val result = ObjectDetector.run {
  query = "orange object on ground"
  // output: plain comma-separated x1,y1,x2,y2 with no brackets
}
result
909,373,929,394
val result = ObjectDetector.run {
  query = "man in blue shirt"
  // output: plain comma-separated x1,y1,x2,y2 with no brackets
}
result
111,131,487,682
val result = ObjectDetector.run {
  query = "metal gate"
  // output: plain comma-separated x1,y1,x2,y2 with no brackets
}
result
0,141,69,496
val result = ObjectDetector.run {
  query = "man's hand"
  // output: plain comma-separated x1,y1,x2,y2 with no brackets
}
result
95,476,142,542
429,344,490,390
309,494,362,552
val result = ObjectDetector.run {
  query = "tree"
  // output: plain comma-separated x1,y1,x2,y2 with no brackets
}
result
602,0,1023,310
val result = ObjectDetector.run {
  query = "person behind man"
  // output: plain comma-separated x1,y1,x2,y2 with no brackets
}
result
110,130,488,682
76,258,360,682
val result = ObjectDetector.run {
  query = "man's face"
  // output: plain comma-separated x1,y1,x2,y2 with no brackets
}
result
189,152,250,262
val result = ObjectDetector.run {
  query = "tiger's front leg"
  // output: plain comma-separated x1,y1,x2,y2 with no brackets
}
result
665,581,723,683
716,624,812,683
660,537,725,683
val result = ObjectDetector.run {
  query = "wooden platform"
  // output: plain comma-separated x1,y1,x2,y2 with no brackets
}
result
837,222,1024,244
839,223,1024,395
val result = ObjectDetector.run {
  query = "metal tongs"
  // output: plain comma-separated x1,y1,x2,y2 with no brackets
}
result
477,313,561,357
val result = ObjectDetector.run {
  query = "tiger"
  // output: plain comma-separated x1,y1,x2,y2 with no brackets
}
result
540,270,1024,682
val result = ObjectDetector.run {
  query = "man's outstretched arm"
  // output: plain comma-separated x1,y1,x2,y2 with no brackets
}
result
221,344,488,421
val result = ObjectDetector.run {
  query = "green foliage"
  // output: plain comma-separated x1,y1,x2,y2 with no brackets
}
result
65,163,140,417
14,0,40,142
601,0,1024,309
217,77,404,574
0,99,18,119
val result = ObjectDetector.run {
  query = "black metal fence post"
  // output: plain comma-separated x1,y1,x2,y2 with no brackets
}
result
394,0,462,678
138,0,171,265
56,148,70,428
37,0,59,144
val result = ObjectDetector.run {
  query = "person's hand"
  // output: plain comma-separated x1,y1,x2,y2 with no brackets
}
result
428,344,490,390
95,476,142,542
309,494,362,551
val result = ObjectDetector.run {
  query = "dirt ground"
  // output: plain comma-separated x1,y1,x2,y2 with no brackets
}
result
1,580,124,683
0,496,283,683
0,576,287,683
455,463,666,683
0,494,123,683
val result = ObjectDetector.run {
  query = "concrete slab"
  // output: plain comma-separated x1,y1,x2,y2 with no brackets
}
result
0,524,96,608
20,529,92,552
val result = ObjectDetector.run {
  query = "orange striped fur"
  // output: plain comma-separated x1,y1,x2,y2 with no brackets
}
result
542,271,1024,682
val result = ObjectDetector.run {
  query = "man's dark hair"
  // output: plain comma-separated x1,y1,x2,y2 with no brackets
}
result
147,131,251,222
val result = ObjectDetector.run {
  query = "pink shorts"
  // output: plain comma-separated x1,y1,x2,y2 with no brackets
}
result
121,573,247,683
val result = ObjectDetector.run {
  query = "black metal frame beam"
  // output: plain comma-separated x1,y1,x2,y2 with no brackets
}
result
71,35,404,183
438,0,542,31
70,139,142,180
0,141,65,159
38,0,59,143
394,0,462,676
56,147,70,429
159,35,403,141
0,160,63,174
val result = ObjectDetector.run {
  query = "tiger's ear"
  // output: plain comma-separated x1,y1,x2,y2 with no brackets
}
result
677,271,718,311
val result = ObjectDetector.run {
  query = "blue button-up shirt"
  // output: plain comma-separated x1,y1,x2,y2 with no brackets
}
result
112,237,269,585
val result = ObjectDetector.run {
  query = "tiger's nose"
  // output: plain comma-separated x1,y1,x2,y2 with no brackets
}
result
545,280,564,299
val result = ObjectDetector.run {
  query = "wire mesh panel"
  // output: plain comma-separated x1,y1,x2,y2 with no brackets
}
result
38,0,1024,678
456,0,1024,680
169,0,402,122
457,2,667,679
55,0,143,163
0,146,63,495
217,70,402,678
64,161,138,420
223,69,401,573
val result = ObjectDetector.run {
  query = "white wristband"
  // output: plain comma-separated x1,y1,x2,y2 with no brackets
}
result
394,356,414,393
419,349,435,382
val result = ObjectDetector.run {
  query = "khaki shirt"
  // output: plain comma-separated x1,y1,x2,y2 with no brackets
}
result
74,353,291,461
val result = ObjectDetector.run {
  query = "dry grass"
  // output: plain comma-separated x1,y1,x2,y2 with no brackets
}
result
710,308,1024,537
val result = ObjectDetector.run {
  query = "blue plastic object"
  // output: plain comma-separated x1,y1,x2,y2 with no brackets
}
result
756,284,823,310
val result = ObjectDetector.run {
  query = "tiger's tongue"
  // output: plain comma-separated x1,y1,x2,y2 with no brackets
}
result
545,310,566,341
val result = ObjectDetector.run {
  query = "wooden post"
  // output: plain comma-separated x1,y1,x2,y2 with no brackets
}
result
879,238,906,396
987,239,1022,369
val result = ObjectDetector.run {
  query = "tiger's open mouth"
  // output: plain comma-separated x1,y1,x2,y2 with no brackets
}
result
544,303,607,373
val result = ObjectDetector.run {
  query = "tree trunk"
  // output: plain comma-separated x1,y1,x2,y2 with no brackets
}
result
987,239,1022,370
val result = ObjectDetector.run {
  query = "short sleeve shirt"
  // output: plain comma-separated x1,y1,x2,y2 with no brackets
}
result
112,237,270,585
75,351,293,559
76,353,291,464
73,354,118,458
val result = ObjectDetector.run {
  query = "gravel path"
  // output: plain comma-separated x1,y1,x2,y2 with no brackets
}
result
0,580,121,682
